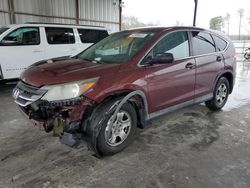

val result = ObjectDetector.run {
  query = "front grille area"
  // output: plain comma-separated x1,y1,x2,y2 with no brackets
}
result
13,81,47,107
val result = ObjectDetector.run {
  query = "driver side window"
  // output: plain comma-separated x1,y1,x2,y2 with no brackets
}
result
2,27,40,46
142,31,190,64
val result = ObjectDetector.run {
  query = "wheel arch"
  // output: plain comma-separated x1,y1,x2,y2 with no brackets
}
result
97,90,150,129
82,90,149,156
214,71,234,94
220,72,234,94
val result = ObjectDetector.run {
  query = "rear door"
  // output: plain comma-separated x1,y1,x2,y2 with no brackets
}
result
190,31,225,98
44,27,78,59
0,26,44,79
144,31,196,113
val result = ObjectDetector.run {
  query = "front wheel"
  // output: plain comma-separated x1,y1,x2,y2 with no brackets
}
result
205,77,230,111
96,102,137,156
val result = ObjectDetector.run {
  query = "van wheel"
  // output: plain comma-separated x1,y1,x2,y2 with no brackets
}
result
205,77,230,111
96,101,137,156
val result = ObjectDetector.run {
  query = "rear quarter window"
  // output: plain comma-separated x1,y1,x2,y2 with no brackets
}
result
212,35,228,51
77,29,108,43
45,27,75,44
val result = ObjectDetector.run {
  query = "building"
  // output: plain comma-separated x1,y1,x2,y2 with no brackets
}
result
0,0,122,33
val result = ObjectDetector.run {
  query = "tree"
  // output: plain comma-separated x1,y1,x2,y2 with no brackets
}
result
121,15,156,30
175,20,183,26
238,8,244,40
224,13,230,35
209,16,224,31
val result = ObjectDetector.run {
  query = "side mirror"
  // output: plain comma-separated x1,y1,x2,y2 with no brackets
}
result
0,40,19,46
150,53,174,65
0,36,19,46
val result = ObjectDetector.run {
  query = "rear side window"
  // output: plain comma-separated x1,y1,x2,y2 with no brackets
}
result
77,29,108,43
191,31,216,56
212,35,227,51
1,27,40,46
45,27,75,44
152,31,190,59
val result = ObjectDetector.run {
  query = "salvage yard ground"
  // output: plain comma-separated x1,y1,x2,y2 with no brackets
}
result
1,61,250,188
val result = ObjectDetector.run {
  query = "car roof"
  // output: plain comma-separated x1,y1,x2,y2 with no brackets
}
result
124,26,206,32
123,26,229,40
6,22,107,31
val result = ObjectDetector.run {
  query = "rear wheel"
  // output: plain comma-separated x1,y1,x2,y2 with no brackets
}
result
205,77,230,111
244,53,250,60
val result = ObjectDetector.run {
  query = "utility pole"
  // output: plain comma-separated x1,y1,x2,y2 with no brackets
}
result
238,8,244,40
225,13,230,35
193,0,198,26
119,0,124,31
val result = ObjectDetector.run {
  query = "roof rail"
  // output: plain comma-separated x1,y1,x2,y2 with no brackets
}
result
24,22,104,28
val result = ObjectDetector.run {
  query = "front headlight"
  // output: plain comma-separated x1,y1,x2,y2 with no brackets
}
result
41,77,99,101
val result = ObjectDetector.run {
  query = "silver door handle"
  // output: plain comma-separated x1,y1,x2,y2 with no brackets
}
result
33,49,42,53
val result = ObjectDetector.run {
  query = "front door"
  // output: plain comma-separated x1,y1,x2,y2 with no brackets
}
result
143,31,196,113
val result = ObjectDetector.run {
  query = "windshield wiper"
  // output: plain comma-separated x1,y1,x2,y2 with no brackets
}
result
82,58,93,62
92,60,105,64
81,58,105,64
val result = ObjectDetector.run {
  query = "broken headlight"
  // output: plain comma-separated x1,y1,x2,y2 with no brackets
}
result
41,77,99,101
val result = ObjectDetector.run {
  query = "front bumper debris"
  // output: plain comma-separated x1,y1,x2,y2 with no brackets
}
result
13,81,96,147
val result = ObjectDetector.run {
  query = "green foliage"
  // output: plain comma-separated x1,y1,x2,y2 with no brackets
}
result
209,16,224,31
121,15,157,30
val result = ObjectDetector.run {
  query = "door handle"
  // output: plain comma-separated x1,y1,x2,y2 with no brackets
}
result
32,49,42,53
216,56,222,62
185,62,195,69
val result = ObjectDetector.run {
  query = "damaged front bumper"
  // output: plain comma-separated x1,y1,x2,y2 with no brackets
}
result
13,81,95,146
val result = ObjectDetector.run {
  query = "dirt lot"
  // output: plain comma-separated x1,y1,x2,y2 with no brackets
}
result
1,61,250,188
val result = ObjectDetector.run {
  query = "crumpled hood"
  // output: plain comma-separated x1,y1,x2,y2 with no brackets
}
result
20,58,121,87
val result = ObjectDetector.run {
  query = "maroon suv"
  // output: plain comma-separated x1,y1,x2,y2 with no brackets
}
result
13,27,236,156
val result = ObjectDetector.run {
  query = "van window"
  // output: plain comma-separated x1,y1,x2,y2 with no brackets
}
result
212,35,228,51
152,31,190,59
45,27,75,44
191,31,216,56
1,27,40,45
77,29,108,43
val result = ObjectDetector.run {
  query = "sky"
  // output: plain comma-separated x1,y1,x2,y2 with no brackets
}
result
122,0,250,35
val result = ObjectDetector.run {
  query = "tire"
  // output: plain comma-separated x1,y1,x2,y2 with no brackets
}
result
93,101,137,156
205,77,230,111
244,53,250,60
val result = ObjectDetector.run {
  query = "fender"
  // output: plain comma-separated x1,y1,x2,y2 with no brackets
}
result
83,90,149,156
108,90,149,124
213,70,234,94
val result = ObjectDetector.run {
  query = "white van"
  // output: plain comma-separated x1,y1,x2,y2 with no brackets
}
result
0,23,109,80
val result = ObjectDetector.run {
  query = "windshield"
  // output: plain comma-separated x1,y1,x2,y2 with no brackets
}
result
0,27,9,35
77,31,155,64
